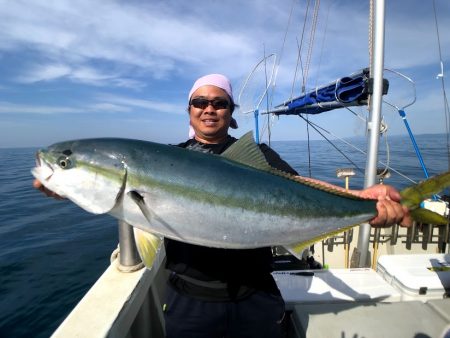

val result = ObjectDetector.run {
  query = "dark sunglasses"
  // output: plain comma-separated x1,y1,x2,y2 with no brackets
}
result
190,98,231,110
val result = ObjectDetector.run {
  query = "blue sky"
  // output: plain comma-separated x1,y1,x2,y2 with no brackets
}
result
0,0,449,148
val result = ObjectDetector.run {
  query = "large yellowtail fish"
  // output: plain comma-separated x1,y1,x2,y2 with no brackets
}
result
32,132,450,268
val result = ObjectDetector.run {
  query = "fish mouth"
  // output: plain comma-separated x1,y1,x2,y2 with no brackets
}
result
32,151,54,182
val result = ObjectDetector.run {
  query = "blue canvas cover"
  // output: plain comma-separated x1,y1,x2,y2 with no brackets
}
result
273,68,388,115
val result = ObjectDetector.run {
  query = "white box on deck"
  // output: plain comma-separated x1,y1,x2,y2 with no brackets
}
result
377,254,450,301
273,268,400,310
290,299,450,338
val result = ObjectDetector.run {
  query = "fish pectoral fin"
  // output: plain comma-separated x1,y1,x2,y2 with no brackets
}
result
133,227,163,269
128,190,185,240
128,190,154,223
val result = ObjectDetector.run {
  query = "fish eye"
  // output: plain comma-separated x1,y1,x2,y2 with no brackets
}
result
57,156,72,169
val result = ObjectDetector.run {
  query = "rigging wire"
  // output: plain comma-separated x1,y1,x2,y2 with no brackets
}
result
299,115,364,174
303,0,320,93
314,0,331,90
267,0,297,144
263,46,271,145
301,116,417,184
261,0,417,186
432,0,450,170
295,0,321,177
291,0,311,100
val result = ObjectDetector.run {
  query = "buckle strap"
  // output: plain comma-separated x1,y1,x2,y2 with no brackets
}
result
175,273,228,289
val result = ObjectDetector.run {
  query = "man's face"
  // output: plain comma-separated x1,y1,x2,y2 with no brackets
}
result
189,85,232,144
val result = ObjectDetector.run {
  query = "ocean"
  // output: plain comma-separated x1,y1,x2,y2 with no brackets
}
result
0,133,448,337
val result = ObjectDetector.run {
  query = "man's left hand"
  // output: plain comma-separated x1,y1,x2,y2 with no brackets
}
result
358,185,412,228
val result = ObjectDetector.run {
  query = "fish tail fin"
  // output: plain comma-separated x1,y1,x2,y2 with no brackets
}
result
400,171,450,225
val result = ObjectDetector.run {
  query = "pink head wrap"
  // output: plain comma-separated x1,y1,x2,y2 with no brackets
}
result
188,73,234,101
188,74,238,138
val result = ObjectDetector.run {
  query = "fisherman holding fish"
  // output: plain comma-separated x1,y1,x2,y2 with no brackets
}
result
33,74,412,338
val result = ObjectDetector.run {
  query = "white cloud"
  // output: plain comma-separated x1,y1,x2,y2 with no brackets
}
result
95,94,185,115
86,103,132,113
0,101,84,114
0,94,185,115
3,0,446,90
0,0,260,84
16,62,146,88
17,64,71,83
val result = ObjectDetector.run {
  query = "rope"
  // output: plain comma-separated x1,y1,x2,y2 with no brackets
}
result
110,244,145,273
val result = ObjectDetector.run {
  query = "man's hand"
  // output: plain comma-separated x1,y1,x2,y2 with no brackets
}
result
295,176,413,228
33,179,64,200
358,185,412,228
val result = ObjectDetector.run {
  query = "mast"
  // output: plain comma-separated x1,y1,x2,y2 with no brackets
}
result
354,0,386,268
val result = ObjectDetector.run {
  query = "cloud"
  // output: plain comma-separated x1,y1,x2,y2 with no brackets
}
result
16,62,147,89
0,93,185,116
3,0,445,92
0,101,84,114
95,94,185,115
16,64,71,83
0,0,259,86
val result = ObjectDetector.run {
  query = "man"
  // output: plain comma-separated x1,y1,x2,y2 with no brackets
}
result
34,73,411,338
162,74,411,338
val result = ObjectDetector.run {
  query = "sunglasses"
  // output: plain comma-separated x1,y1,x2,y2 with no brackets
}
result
190,98,231,110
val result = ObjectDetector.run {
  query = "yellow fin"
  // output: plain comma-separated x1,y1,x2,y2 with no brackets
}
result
285,224,357,260
133,228,163,269
283,244,310,261
401,171,450,208
410,208,449,225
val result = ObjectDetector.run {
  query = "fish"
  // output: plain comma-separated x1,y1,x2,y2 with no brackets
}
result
32,132,450,268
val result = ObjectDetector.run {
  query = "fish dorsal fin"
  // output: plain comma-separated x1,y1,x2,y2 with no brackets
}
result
221,131,272,172
222,131,368,200
289,175,366,200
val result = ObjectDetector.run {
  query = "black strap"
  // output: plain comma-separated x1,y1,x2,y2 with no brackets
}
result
175,273,228,289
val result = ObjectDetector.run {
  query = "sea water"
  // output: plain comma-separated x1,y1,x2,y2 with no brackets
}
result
0,133,448,337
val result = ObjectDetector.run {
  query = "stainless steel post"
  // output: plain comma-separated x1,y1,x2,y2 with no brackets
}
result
355,0,386,267
118,220,142,266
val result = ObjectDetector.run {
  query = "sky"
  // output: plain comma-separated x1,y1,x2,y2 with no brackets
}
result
0,0,449,148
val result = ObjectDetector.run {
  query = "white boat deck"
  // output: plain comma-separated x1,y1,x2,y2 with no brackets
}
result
51,252,450,338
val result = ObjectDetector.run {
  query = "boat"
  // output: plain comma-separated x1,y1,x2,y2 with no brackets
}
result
50,0,450,337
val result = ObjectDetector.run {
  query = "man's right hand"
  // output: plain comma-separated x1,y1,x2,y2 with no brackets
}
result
33,179,64,200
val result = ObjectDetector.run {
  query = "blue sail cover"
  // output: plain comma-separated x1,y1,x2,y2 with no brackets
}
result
273,68,388,115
